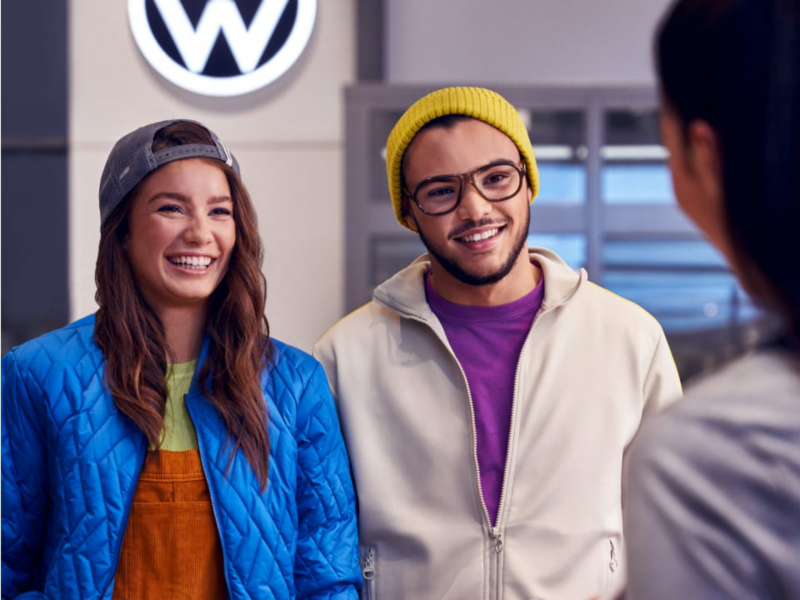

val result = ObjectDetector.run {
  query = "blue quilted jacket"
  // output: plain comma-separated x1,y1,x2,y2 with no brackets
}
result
1,315,360,599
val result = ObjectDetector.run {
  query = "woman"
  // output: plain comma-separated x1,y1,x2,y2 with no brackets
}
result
623,0,800,597
1,120,360,598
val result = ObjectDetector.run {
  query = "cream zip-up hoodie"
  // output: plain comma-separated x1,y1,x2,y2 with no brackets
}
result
314,248,682,600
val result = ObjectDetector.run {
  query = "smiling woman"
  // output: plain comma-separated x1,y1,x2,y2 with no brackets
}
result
1,120,360,599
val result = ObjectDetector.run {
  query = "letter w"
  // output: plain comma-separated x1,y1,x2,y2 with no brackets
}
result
153,0,291,73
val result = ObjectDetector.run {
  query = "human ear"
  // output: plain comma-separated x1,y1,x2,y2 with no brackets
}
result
402,195,420,232
684,119,736,263
686,120,722,205
403,207,419,232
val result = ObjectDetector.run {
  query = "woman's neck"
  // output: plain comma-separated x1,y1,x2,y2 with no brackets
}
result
157,305,208,363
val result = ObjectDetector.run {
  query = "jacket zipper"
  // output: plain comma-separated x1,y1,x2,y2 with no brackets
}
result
405,315,508,600
489,529,504,600
487,307,546,600
404,290,570,600
362,545,377,599
100,444,147,598
609,538,619,573
187,395,233,598
487,304,555,600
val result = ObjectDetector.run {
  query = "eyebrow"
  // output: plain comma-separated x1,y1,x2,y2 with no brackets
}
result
415,158,519,182
147,192,233,205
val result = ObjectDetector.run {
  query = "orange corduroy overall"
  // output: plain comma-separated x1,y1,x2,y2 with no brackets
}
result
112,450,227,599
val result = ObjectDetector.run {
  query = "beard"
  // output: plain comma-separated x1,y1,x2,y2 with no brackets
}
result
416,209,530,287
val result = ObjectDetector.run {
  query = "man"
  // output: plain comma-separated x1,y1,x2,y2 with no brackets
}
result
314,87,682,600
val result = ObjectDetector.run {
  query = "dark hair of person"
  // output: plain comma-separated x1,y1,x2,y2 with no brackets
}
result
657,0,800,344
94,122,272,488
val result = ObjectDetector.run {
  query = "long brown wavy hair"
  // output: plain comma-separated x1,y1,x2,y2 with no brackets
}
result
94,122,272,488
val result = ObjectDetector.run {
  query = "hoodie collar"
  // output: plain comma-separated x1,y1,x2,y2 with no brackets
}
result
372,247,585,320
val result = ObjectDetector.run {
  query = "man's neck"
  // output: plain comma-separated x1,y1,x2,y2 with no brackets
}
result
428,254,541,307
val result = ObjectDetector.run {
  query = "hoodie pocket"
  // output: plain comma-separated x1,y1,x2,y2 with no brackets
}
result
361,545,377,600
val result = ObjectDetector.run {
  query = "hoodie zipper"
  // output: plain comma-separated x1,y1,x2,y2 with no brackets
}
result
401,283,573,600
609,538,619,573
489,528,504,600
404,315,512,600
487,305,550,600
362,545,377,599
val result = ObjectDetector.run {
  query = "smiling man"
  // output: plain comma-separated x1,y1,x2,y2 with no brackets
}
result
314,87,682,600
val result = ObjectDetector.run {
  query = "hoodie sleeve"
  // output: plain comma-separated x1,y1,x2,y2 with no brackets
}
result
294,361,360,599
640,330,683,420
2,351,49,599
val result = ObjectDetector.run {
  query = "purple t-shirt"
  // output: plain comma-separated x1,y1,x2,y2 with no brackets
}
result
426,273,545,526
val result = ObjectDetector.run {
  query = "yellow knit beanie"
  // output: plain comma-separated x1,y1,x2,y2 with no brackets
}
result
386,86,539,230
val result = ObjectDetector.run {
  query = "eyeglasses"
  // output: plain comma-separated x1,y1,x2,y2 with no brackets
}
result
403,159,527,216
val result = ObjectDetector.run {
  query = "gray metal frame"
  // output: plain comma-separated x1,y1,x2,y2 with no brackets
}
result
2,0,70,353
344,84,701,312
356,0,384,80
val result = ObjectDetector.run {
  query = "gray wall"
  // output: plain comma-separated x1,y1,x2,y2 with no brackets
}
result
386,0,672,85
2,0,70,353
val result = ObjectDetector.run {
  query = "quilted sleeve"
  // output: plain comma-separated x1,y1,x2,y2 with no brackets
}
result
2,351,49,598
294,362,360,599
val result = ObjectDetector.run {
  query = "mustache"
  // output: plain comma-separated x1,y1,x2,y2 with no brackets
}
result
448,218,510,240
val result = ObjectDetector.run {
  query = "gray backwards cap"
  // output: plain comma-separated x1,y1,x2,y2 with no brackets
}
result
98,119,240,228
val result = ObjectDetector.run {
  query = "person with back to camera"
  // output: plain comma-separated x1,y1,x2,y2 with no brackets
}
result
313,86,684,600
622,0,800,597
1,119,360,599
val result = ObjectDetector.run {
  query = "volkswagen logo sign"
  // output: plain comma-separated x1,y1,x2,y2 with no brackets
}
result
129,0,317,97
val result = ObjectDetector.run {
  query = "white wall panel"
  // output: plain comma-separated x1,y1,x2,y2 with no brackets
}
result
240,147,345,351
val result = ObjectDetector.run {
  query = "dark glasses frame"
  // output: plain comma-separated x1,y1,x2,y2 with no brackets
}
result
403,159,527,216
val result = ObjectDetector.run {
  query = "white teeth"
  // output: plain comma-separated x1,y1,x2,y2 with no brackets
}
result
461,228,499,243
168,256,213,269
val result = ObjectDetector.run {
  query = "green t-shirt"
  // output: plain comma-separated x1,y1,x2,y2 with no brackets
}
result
159,360,199,451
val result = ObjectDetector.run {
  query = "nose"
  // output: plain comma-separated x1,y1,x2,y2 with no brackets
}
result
455,180,493,221
183,214,214,246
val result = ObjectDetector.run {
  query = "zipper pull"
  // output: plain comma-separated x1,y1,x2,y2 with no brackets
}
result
363,546,376,580
491,529,504,553
609,539,619,573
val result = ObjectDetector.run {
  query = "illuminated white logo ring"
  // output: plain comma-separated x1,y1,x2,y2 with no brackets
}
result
128,0,317,97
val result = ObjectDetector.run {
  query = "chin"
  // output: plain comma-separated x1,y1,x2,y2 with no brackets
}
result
169,290,215,305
